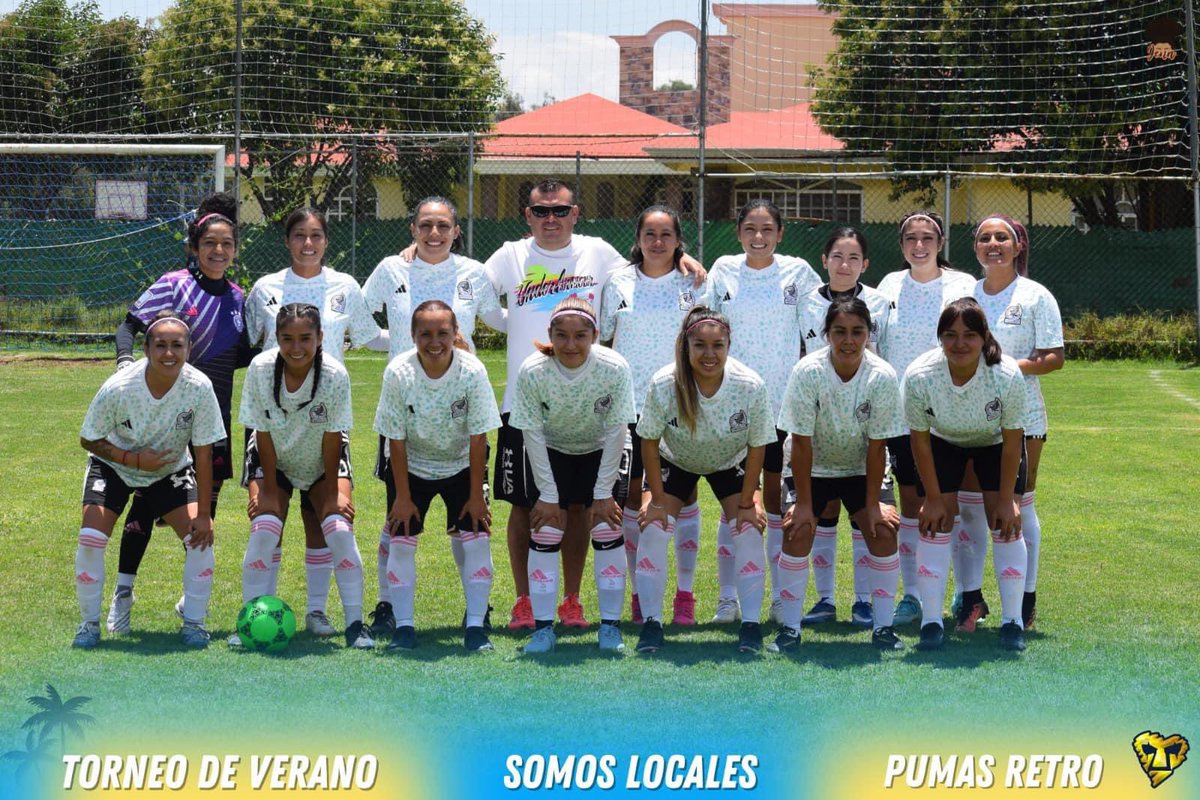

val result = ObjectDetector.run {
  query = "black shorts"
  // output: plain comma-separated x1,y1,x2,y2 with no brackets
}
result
805,475,868,516
660,457,747,504
531,449,603,509
82,457,197,519
887,434,919,487
493,414,539,508
375,433,491,490
917,436,1028,497
762,428,789,474
385,468,487,535
241,430,353,489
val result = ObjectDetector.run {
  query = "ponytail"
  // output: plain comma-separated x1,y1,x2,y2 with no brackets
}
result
937,298,1003,366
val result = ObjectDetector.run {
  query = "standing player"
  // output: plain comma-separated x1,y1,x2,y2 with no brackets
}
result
904,298,1029,651
237,303,374,649
509,298,637,653
874,212,976,626
75,314,225,648
106,197,247,635
968,214,1063,630
599,205,703,627
636,307,775,654
362,196,501,638
777,298,904,652
704,199,821,625
374,300,501,652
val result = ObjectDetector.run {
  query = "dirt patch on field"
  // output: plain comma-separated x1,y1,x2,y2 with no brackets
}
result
0,354,108,366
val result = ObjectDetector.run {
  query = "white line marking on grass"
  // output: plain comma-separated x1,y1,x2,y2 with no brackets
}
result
1149,370,1200,413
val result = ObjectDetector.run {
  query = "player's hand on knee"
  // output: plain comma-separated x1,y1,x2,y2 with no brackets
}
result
387,497,419,535
530,500,562,531
460,493,491,534
589,498,621,530
188,515,214,550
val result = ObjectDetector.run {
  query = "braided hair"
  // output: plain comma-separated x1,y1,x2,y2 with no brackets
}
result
272,303,323,412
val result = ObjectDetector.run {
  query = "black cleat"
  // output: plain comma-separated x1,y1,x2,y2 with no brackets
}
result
463,626,493,652
635,620,665,653
872,626,905,650
737,622,763,654
999,622,1027,652
766,626,800,654
916,622,945,651
344,620,375,649
387,625,417,651
368,601,395,638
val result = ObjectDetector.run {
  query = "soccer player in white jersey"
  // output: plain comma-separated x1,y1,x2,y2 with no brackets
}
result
74,314,225,649
794,228,894,631
509,298,637,653
704,199,821,627
488,179,703,632
599,205,704,627
243,208,386,638
874,212,976,627
637,307,775,654
374,300,502,652
238,304,374,649
965,214,1063,632
362,197,501,639
778,298,905,652
904,298,1029,652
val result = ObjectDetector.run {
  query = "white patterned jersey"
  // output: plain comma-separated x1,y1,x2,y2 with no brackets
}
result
485,235,626,412
239,349,354,490
599,265,701,414
797,283,894,358
374,349,501,480
875,268,977,377
363,253,500,361
244,266,380,364
903,350,1027,448
80,362,225,487
637,357,776,476
703,255,822,416
973,276,1063,436
778,348,905,478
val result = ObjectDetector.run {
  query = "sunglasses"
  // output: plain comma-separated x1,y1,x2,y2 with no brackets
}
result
528,205,574,219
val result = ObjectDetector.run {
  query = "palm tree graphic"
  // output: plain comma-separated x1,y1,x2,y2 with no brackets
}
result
20,684,96,757
2,729,55,786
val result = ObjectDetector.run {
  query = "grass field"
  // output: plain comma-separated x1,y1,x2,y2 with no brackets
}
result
0,353,1197,797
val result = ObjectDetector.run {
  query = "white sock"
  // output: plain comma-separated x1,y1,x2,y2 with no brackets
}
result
305,547,333,615
591,524,625,622
181,538,215,623
733,523,766,624
635,519,672,622
674,502,701,593
116,572,135,590
528,526,563,623
76,528,109,623
851,527,871,603
322,514,365,625
810,522,837,600
267,547,282,596
917,523,954,628
242,514,282,602
716,512,736,601
377,527,391,600
776,553,809,630
461,530,492,628
622,507,640,578
450,531,468,596
958,491,988,593
387,534,418,627
897,516,919,597
766,513,783,601
992,532,1028,626
867,553,900,628
1020,492,1040,591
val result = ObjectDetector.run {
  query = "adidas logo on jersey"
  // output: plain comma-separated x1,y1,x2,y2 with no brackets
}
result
174,409,194,429
985,398,1002,421
722,291,732,302
265,296,279,307
540,401,549,411
456,280,473,300
617,299,628,311
925,407,935,418
120,419,133,430
805,328,817,340
407,404,415,414
395,284,408,294
451,397,468,419
309,402,329,423
667,417,679,428
728,409,748,433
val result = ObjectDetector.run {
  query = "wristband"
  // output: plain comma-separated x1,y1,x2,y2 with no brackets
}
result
648,502,664,509
120,451,128,467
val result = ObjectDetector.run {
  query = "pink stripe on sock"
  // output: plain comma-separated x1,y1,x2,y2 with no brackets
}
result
925,532,952,544
1020,494,1036,507
459,531,488,542
866,557,900,571
814,529,836,538
851,530,865,541
251,517,283,536
389,536,418,547
531,530,563,546
306,553,334,564
321,516,351,536
991,532,1024,543
622,508,639,522
678,505,700,519
78,535,109,548
778,557,809,571
959,492,984,505
591,528,622,543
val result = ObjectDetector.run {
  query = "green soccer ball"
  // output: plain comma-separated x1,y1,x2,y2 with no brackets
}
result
236,595,296,653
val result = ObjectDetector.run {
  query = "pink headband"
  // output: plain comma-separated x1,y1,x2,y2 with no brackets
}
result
195,213,231,228
978,216,1019,241
549,308,596,326
145,317,190,339
901,213,943,237
685,317,730,336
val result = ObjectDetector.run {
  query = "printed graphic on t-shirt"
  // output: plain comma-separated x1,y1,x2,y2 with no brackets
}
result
513,265,598,310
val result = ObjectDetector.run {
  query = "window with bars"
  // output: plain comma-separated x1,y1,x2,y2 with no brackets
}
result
733,180,862,223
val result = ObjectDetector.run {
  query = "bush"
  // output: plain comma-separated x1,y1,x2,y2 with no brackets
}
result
1063,311,1197,361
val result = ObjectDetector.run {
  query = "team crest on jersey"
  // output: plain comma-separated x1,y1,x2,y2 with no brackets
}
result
985,397,1002,421
855,401,872,422
174,409,194,429
451,396,468,419
783,284,799,306
456,280,474,300
232,309,244,332
330,293,347,314
309,402,329,423
1002,304,1023,325
729,409,748,433
678,289,695,311
594,394,613,415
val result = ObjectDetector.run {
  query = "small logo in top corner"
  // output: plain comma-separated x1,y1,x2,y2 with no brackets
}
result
1132,730,1188,788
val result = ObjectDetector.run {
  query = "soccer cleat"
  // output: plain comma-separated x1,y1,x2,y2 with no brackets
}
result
345,620,375,649
461,605,495,631
507,596,535,630
635,620,664,653
305,610,338,637
999,622,1027,652
180,622,210,648
630,593,644,625
737,622,764,654
893,594,922,626
950,592,963,619
464,626,494,652
802,598,836,625
979,599,991,622
1023,603,1037,631
851,600,874,628
386,625,417,651
523,625,557,654
916,622,945,651
872,626,905,650
672,590,696,626
72,622,101,649
768,597,784,624
368,601,396,638
955,602,985,633
557,594,589,628
711,596,740,623
227,633,244,648
106,586,134,634
598,623,625,652
766,626,800,654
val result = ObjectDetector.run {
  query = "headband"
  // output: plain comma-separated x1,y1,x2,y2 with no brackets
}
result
549,308,596,326
145,316,190,339
685,317,730,336
901,213,943,237
978,216,1020,242
195,212,234,229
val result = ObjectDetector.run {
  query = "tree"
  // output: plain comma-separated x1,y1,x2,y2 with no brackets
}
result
656,79,694,91
811,1,1191,228
143,0,505,220
495,90,525,122
20,684,95,758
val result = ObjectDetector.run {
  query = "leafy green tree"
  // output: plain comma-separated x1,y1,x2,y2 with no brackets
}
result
21,684,95,757
656,79,694,91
